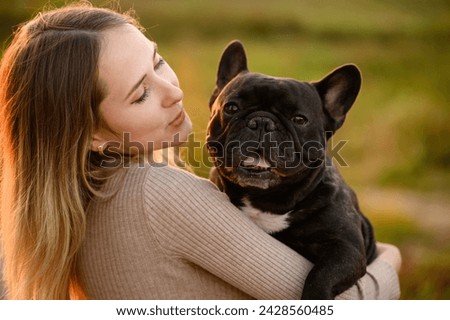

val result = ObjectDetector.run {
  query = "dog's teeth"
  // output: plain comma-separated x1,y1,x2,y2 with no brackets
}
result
241,157,272,172
243,157,271,168
242,157,257,166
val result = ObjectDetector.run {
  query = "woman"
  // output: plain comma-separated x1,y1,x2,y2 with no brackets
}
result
0,2,401,299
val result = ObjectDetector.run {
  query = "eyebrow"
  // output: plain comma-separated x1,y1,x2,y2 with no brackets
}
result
124,43,158,101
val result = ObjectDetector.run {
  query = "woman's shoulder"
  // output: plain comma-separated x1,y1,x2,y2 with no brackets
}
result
136,162,233,213
139,163,215,189
123,162,224,202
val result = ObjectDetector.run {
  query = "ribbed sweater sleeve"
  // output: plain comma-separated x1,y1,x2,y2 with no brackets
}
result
0,255,6,299
142,165,400,300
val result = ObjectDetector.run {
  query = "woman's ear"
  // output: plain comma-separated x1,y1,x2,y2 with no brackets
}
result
90,132,108,153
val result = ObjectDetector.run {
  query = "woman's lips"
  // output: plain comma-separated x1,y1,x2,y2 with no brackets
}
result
169,108,185,127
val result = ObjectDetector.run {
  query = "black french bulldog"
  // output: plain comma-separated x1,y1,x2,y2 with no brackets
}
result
206,41,377,300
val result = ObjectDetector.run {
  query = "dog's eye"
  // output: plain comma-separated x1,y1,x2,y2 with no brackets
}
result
291,115,308,126
223,103,240,114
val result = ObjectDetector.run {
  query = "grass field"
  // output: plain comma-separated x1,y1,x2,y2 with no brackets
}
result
1,0,449,299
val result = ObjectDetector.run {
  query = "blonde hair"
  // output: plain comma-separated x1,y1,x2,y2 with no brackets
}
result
0,2,142,299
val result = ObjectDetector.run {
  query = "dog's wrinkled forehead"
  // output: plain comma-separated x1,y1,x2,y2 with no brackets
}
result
219,73,320,111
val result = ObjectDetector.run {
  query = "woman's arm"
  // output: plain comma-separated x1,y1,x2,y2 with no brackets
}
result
143,165,400,299
0,255,6,299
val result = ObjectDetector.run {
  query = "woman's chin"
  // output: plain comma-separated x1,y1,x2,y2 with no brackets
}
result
172,117,193,146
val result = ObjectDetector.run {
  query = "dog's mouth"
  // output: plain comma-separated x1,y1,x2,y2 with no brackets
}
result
239,156,274,173
228,156,280,189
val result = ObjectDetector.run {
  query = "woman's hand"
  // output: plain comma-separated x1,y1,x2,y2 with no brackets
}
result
376,242,402,273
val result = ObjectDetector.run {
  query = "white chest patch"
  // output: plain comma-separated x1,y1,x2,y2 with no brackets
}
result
240,198,291,234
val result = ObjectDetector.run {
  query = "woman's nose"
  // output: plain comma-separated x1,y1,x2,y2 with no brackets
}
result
160,79,183,108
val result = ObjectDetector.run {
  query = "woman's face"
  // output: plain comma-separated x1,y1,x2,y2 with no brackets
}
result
93,24,192,156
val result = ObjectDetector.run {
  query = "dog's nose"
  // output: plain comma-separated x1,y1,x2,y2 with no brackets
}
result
247,117,276,132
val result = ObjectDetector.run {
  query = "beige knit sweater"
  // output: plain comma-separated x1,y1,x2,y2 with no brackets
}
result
77,164,400,300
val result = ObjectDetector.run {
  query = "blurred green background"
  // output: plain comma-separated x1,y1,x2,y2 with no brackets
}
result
1,0,449,299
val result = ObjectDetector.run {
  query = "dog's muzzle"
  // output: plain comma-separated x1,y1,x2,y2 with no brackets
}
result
246,116,277,132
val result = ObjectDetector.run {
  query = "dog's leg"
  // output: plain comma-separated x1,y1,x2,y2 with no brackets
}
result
301,242,366,300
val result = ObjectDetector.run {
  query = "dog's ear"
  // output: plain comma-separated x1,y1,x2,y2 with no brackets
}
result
209,40,248,109
217,40,248,89
313,64,361,133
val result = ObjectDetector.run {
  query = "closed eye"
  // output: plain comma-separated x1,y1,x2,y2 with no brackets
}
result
133,87,149,104
133,57,165,104
155,57,165,71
